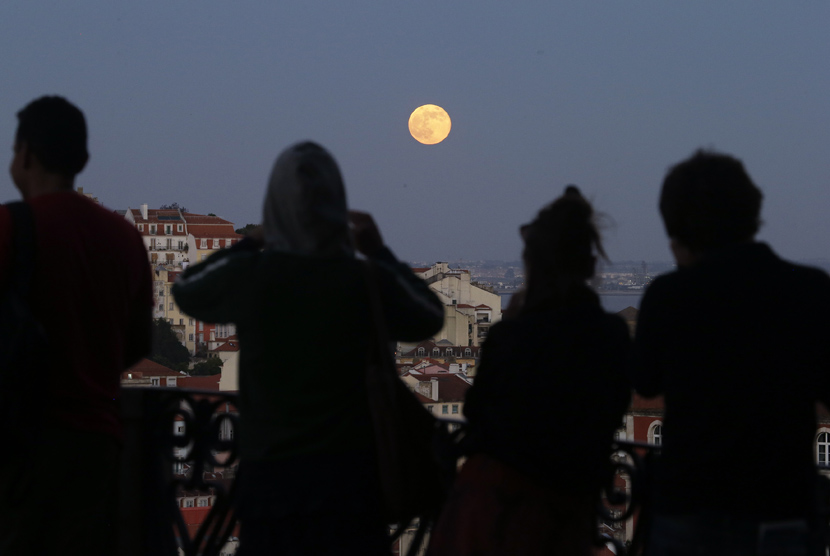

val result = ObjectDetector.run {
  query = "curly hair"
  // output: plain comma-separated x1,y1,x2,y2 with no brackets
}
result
660,150,762,252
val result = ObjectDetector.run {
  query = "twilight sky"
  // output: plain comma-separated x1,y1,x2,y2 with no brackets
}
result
1,2,828,263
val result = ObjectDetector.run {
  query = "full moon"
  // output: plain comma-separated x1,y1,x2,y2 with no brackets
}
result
408,104,451,145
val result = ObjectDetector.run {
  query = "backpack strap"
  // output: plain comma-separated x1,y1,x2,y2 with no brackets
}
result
5,202,37,298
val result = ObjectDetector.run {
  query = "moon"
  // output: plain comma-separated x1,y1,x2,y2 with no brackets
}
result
408,104,451,145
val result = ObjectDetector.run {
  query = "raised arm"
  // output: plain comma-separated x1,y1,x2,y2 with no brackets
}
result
350,210,444,341
172,243,255,325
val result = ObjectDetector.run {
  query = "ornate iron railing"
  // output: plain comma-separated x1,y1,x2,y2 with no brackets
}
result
120,387,240,556
119,396,830,556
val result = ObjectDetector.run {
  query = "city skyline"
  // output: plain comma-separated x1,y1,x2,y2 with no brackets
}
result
2,2,828,263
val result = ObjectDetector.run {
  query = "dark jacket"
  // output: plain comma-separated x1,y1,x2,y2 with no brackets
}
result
633,242,830,519
173,243,444,462
464,288,631,493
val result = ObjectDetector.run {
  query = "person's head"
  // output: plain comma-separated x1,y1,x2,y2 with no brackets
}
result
660,150,763,258
12,96,89,185
262,141,353,256
522,185,605,289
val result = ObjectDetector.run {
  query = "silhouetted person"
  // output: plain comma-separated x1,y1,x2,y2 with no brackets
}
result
173,141,443,556
427,186,631,556
633,150,830,555
0,96,152,555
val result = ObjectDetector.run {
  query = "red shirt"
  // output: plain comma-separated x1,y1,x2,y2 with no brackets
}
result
0,191,152,439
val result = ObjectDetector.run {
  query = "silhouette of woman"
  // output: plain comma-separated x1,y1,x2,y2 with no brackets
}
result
427,186,631,556
174,142,443,555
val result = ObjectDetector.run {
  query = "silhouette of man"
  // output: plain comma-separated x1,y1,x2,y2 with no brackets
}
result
0,96,152,555
633,150,830,556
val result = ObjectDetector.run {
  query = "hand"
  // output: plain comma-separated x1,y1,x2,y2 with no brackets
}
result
348,210,384,257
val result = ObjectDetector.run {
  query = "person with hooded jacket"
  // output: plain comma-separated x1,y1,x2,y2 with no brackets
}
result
173,142,444,556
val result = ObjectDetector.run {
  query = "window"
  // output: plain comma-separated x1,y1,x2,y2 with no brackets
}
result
168,318,173,324
200,239,207,249
226,239,233,247
648,421,663,446
189,319,194,325
442,405,448,414
184,499,194,508
169,302,174,310
165,225,172,235
179,318,184,325
417,347,425,356
150,377,160,387
177,224,183,232
446,348,453,356
452,405,459,414
189,333,194,341
432,348,440,356
818,433,830,465
138,224,144,231
464,348,472,356
213,239,220,248
199,322,203,331
198,498,209,507
427,406,434,413
150,225,156,235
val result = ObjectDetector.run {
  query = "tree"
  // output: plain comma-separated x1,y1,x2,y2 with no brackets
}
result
159,202,189,213
150,318,190,368
191,357,223,376
235,223,262,236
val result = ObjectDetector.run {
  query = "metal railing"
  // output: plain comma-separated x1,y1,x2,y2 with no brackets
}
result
120,388,240,556
119,395,830,556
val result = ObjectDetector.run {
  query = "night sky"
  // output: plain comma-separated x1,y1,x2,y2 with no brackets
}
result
2,2,828,264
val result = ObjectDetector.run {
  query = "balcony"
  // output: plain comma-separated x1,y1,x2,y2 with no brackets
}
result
118,393,830,556
120,387,239,556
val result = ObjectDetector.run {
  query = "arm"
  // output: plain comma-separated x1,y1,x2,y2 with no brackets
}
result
374,248,445,341
631,280,668,398
350,210,444,341
172,247,253,324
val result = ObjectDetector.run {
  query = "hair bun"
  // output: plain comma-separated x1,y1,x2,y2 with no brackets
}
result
563,184,583,198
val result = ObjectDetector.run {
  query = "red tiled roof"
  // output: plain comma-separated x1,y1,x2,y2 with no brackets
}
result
475,304,492,309
183,213,233,225
418,374,470,403
178,375,221,391
419,363,451,374
456,304,475,309
414,392,434,403
411,267,430,273
124,358,178,378
189,226,242,239
212,341,240,352
129,208,184,223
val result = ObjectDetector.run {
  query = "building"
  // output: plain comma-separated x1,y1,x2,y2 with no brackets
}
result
401,367,471,421
411,262,502,347
121,206,241,355
121,205,242,268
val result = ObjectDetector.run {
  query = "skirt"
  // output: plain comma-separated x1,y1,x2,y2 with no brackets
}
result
427,453,596,556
